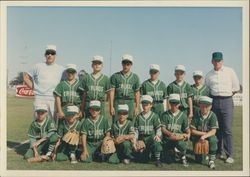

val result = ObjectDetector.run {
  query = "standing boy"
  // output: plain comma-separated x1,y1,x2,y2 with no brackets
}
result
190,96,219,169
24,104,58,162
141,64,167,116
134,95,162,167
80,55,111,118
161,94,190,167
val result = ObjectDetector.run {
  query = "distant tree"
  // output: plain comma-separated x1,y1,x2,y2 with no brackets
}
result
9,72,24,87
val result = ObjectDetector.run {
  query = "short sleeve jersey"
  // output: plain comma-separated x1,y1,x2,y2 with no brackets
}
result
79,73,111,102
140,79,167,102
111,120,134,138
110,71,140,99
81,115,111,142
191,84,210,108
57,119,82,138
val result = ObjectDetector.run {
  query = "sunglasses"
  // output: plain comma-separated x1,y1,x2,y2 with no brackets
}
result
45,50,56,56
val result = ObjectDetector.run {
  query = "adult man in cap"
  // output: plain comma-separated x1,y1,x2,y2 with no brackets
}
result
191,70,210,114
110,54,140,123
205,52,240,164
141,64,167,116
24,45,64,120
166,65,193,122
79,55,111,118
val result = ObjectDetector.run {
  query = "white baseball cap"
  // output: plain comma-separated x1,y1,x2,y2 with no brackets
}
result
89,100,101,109
92,55,104,63
199,96,213,105
150,64,160,72
168,94,181,104
193,70,203,77
122,54,133,63
66,64,77,72
118,104,129,113
175,65,186,72
45,44,56,51
35,104,48,112
66,105,79,116
141,95,153,103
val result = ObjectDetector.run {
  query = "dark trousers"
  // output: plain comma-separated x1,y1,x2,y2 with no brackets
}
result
212,96,234,158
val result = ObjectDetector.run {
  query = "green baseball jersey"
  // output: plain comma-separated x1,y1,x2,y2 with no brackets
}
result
161,110,189,135
81,115,111,142
57,119,82,138
191,84,210,108
28,117,57,139
167,81,193,108
79,73,111,101
134,111,161,138
140,79,167,101
190,111,219,132
111,120,134,138
54,80,83,106
110,71,140,99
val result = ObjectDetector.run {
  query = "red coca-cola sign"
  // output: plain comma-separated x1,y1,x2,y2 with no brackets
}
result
16,85,34,97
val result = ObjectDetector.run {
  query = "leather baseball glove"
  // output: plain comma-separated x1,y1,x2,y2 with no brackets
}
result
194,140,209,155
135,140,146,152
62,130,80,146
101,136,116,154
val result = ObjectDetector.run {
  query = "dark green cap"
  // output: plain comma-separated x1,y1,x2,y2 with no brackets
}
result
212,52,223,61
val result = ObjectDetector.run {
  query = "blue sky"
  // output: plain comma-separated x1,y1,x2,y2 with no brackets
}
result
7,7,242,84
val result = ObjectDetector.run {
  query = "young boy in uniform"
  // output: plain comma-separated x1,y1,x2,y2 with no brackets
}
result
54,105,82,164
190,96,219,169
141,64,167,116
111,104,135,164
80,55,111,118
161,94,190,167
110,54,140,123
134,95,163,167
167,65,193,122
191,71,210,114
80,100,111,163
24,104,58,161
54,64,83,123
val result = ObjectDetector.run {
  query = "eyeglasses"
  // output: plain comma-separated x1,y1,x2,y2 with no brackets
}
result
45,50,56,56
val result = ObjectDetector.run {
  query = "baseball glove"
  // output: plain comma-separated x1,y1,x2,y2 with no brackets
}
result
135,140,146,152
101,136,116,154
170,133,186,141
194,140,209,155
62,130,80,146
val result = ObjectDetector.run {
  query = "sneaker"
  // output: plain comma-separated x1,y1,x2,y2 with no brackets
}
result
209,161,216,169
70,153,78,164
182,156,189,167
225,157,234,164
216,154,224,160
123,159,130,164
155,160,163,167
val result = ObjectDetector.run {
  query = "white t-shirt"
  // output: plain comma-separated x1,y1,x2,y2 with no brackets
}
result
28,62,64,100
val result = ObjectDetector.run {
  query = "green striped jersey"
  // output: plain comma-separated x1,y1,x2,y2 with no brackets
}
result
111,120,134,138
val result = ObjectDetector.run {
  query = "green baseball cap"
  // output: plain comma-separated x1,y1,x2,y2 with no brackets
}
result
66,105,79,116
212,52,223,61
168,94,180,104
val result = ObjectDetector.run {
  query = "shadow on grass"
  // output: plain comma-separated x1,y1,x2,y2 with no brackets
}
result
7,140,29,156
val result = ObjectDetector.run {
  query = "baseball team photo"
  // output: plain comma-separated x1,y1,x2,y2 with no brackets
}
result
1,1,249,176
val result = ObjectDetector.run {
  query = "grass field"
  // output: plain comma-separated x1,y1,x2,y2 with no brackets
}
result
7,94,243,171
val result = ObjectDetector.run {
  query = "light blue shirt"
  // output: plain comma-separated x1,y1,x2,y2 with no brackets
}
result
28,62,64,100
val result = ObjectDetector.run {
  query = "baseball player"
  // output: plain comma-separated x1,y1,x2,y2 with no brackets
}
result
111,104,136,164
110,54,140,123
167,65,193,122
80,100,111,163
134,95,163,167
141,64,167,116
191,71,210,114
54,64,83,124
161,94,190,167
79,55,111,118
54,106,82,164
23,45,64,120
24,104,58,161
190,96,219,169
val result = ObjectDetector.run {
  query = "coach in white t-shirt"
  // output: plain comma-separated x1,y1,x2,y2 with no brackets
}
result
205,52,240,164
23,45,64,122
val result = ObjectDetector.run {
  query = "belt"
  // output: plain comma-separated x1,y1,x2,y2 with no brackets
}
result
211,95,232,99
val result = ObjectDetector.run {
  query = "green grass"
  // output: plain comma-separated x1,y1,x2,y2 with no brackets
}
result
7,94,243,170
